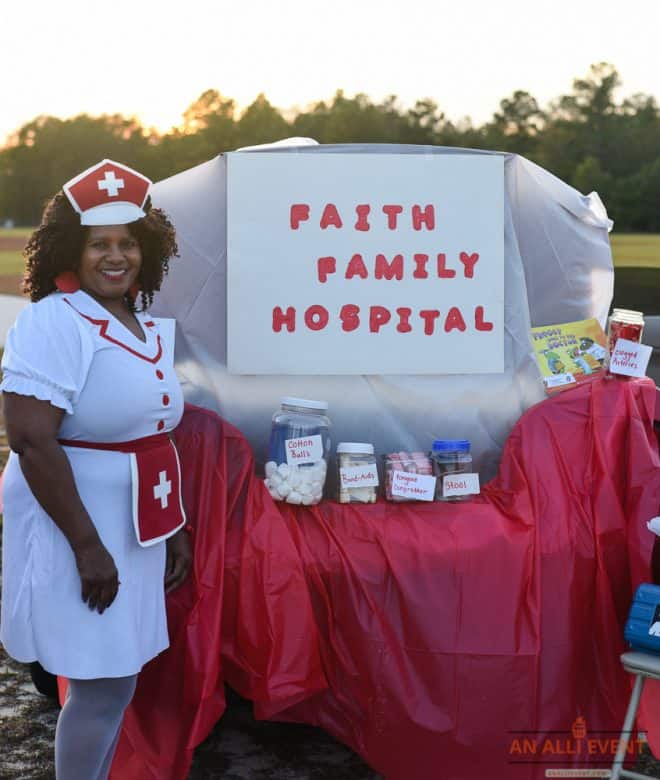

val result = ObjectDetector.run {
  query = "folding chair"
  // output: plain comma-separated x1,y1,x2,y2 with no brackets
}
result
610,651,660,780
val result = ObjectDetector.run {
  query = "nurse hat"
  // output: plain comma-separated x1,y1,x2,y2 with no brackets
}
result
63,159,152,226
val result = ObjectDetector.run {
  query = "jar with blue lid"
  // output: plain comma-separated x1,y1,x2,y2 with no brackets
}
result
264,397,331,505
430,439,472,502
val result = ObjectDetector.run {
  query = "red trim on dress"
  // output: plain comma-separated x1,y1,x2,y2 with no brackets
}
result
63,297,163,364
59,432,170,452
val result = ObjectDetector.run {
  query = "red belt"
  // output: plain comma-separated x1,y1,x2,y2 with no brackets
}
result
59,433,186,547
59,432,171,453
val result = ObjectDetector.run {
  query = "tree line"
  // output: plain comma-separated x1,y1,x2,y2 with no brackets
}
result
2,63,659,231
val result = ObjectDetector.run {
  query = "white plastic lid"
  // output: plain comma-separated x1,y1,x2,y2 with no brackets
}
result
611,309,644,322
280,396,329,411
612,308,644,317
336,442,375,455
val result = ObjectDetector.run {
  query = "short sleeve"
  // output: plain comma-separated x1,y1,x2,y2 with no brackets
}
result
0,295,94,414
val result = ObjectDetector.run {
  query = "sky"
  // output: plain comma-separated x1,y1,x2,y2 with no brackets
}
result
2,0,660,146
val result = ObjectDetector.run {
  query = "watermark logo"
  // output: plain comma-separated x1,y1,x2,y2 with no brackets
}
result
507,717,644,778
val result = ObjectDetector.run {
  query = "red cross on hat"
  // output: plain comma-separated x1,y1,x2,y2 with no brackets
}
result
63,159,152,225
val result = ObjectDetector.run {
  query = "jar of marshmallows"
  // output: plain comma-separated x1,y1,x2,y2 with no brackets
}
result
264,397,331,505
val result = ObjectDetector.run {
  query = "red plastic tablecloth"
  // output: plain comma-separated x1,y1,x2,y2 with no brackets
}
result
110,407,326,778
110,377,660,779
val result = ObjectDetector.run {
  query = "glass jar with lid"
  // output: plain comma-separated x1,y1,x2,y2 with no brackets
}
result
264,397,331,505
383,451,433,502
430,439,472,502
607,308,645,370
336,442,378,504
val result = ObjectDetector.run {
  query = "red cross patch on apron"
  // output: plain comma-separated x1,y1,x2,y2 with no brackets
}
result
129,438,186,546
59,434,186,547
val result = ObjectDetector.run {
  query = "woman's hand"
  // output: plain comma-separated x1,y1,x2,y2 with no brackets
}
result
74,540,119,614
165,528,192,593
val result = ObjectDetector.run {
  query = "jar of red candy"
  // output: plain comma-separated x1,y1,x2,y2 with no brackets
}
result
607,308,645,369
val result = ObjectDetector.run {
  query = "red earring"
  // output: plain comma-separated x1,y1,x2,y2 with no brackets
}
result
54,271,80,293
129,283,140,300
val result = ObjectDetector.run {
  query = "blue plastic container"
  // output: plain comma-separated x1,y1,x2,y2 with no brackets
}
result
624,584,660,653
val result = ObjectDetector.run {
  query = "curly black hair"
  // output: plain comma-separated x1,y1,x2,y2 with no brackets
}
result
22,191,178,311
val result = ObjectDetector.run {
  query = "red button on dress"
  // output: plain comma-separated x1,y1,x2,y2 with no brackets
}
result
156,370,164,380
162,395,170,406
157,420,165,431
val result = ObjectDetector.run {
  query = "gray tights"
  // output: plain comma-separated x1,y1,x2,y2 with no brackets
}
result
54,674,137,780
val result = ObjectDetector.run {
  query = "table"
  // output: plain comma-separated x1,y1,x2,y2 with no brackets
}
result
111,377,660,779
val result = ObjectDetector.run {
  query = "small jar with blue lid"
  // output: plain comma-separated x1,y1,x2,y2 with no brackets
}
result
264,397,331,505
430,439,472,502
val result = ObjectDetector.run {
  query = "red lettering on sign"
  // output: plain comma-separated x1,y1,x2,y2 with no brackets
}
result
273,306,296,332
437,253,456,279
444,307,467,333
382,204,403,229
396,307,413,333
340,304,361,332
419,309,440,335
343,471,377,484
273,305,497,338
317,256,336,283
345,254,369,280
459,252,479,278
290,204,310,229
369,306,391,333
413,253,429,279
320,203,343,229
475,306,494,331
375,253,404,281
355,204,371,231
287,438,314,449
304,305,329,331
412,204,435,230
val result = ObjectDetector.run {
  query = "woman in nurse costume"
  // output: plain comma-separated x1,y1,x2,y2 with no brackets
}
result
0,160,192,779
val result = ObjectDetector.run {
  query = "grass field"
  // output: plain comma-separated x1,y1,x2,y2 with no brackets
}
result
1,229,659,274
609,233,660,268
0,227,34,238
0,252,26,274
0,227,31,275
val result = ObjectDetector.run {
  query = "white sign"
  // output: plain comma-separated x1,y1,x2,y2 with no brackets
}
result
339,464,379,488
227,153,504,374
544,373,576,389
391,471,436,501
609,338,652,378
285,434,323,465
442,472,480,498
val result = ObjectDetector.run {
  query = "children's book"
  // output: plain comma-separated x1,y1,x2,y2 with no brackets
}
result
530,318,608,393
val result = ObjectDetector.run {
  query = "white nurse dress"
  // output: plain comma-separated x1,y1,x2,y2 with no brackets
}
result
0,289,184,679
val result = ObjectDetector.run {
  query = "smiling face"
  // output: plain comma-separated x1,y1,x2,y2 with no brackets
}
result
78,224,142,305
